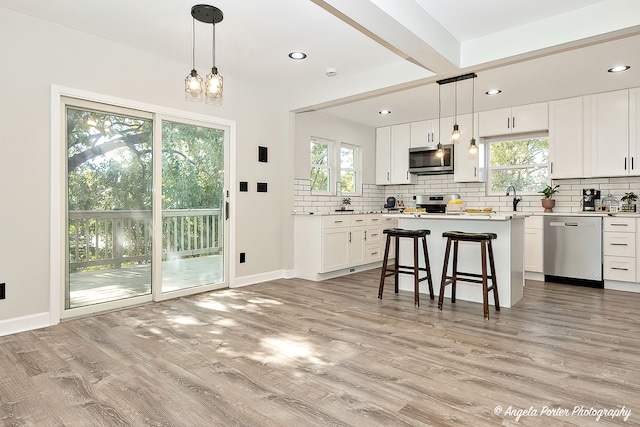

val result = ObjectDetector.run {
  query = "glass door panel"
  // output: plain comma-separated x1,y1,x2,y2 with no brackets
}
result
66,106,153,309
161,121,225,293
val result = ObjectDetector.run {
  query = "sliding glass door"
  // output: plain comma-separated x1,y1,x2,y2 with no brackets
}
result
66,103,153,309
62,98,228,316
160,120,225,294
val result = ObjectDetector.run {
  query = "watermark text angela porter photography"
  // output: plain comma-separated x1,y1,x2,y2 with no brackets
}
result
494,404,632,423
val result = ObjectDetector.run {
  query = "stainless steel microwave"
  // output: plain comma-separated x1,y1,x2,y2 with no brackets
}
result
409,145,454,175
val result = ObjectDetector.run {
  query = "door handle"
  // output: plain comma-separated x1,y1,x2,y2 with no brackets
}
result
225,201,229,220
364,231,367,241
611,243,628,246
611,267,629,271
348,232,351,243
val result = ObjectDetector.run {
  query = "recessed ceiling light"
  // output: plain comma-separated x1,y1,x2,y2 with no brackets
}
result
608,65,630,73
485,89,502,95
379,110,391,115
288,51,307,60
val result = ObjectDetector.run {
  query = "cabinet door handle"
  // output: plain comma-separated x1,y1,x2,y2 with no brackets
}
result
512,117,515,128
364,231,367,241
406,171,409,180
371,218,379,222
334,220,344,224
507,117,510,129
611,243,628,246
474,167,477,177
371,251,379,255
348,232,351,243
625,157,628,170
611,267,629,271
550,162,553,174
611,223,628,227
355,219,364,222
387,172,390,181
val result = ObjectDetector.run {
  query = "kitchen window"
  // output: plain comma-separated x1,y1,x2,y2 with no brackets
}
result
310,137,333,194
340,144,360,195
486,135,549,195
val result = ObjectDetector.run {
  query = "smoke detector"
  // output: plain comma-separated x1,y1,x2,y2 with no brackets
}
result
325,68,337,77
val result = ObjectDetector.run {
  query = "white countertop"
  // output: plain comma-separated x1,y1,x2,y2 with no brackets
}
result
385,212,531,221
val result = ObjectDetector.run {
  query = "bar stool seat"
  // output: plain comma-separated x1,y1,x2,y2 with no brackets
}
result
438,231,500,319
378,228,434,306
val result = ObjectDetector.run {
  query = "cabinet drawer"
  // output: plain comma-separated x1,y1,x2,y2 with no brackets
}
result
366,227,382,242
351,215,367,227
603,232,636,256
525,215,543,230
365,243,383,263
603,217,636,232
366,214,383,226
604,256,636,282
381,216,398,229
322,216,350,229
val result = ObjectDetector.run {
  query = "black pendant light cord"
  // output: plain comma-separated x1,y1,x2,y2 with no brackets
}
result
212,18,216,70
192,18,196,71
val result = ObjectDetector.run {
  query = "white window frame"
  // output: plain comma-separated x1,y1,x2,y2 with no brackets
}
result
339,143,361,196
310,137,334,195
485,133,550,196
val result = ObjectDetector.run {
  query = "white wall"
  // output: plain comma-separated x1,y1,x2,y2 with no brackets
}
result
294,111,376,183
0,8,291,326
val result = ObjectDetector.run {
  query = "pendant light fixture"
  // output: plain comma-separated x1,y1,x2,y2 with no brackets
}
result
468,75,478,154
185,5,224,105
451,80,461,141
185,16,204,101
435,83,445,159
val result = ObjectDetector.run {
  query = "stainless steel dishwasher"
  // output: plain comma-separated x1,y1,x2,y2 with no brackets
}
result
543,216,603,287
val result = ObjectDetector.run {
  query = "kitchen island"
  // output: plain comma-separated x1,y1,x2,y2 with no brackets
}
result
385,212,528,308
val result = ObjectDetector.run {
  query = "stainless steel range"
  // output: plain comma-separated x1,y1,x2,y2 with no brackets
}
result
415,194,460,213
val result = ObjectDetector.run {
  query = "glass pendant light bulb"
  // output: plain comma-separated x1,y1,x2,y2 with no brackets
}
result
468,138,478,154
451,124,461,140
435,143,445,158
185,69,204,101
205,67,223,105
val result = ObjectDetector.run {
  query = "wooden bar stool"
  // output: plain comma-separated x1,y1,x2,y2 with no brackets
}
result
437,231,500,319
378,228,433,306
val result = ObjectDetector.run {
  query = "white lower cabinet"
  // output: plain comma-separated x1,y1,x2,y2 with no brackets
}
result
524,216,543,273
603,217,636,282
294,214,397,281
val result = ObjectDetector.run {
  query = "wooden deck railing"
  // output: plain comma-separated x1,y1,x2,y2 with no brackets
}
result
68,209,222,271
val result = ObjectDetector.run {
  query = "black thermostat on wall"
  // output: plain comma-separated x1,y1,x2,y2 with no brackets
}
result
258,146,268,163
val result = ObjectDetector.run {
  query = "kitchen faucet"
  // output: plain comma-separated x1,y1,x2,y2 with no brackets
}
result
506,185,522,211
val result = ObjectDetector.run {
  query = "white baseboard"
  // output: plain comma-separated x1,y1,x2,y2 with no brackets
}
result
0,312,52,337
605,280,640,293
231,269,291,288
525,271,544,281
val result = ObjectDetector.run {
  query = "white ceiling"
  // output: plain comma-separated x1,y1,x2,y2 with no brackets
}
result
1,0,639,127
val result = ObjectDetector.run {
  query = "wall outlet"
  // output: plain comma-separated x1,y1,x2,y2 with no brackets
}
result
240,253,246,263
0,283,5,300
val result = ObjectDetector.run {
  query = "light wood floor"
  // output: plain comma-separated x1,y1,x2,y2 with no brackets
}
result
1,270,639,426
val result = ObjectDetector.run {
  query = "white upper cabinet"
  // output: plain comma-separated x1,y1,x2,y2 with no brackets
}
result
376,124,417,185
453,113,485,183
630,88,640,176
589,90,630,177
549,97,585,179
478,102,548,137
375,127,391,185
410,120,438,148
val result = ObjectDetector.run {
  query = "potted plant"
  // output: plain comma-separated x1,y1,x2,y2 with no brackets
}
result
621,191,638,212
538,184,559,213
340,197,352,211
